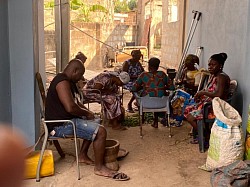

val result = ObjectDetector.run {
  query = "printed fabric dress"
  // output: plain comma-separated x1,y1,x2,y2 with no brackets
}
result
184,75,229,120
131,71,173,97
123,60,144,91
83,72,122,120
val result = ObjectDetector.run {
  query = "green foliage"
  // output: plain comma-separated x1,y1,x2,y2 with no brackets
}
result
128,0,137,11
70,0,82,10
114,0,129,13
70,0,108,22
44,1,54,9
44,0,108,22
122,113,154,127
89,5,108,13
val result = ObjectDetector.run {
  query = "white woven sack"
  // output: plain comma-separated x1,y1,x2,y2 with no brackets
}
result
202,97,244,171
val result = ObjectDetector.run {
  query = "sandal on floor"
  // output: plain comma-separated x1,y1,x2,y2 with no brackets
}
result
117,148,129,161
190,138,199,144
126,108,135,113
133,107,138,111
95,171,130,181
111,172,130,181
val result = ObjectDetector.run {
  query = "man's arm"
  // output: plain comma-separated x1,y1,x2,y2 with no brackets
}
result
56,80,94,119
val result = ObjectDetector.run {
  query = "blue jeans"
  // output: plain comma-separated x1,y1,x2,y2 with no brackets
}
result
52,118,100,141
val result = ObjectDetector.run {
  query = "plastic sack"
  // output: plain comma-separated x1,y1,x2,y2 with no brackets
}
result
200,97,244,171
211,160,250,187
171,89,192,121
244,105,250,160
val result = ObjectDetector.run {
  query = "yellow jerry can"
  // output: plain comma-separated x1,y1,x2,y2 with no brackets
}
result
25,150,54,179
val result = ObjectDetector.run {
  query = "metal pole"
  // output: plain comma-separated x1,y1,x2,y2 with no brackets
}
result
176,11,197,81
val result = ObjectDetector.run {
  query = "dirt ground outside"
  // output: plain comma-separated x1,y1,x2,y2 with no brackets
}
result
24,90,211,187
24,65,211,186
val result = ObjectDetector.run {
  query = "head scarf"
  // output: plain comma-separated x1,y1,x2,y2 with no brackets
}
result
108,71,130,84
118,71,130,84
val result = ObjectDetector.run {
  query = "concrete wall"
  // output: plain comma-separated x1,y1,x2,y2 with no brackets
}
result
137,0,147,47
187,0,250,130
0,0,11,124
0,0,40,145
44,22,137,70
161,0,185,69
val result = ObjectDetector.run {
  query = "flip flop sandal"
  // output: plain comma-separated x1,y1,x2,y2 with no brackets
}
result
126,108,135,113
111,172,130,181
133,107,139,111
117,148,129,161
95,171,130,181
190,138,199,144
79,160,95,166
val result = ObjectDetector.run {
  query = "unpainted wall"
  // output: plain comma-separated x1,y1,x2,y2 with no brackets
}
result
45,22,137,70
161,0,185,69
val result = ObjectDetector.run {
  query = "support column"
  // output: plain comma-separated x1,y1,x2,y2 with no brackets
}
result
55,0,70,72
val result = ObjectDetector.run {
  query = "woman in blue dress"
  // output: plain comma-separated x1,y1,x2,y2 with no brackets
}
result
122,50,144,113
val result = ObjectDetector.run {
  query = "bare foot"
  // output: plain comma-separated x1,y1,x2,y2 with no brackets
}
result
94,166,116,177
94,166,130,181
111,120,127,130
79,156,94,165
151,123,158,128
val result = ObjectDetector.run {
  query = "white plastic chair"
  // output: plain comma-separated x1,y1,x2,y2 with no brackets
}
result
134,93,172,138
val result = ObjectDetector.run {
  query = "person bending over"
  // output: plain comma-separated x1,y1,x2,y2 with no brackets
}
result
184,52,230,144
45,58,129,180
131,57,174,128
83,71,130,130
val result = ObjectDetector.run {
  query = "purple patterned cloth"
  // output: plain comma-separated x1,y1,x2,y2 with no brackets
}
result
83,72,122,120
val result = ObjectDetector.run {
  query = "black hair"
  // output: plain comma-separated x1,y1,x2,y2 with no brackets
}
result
75,52,87,63
148,57,160,70
210,53,227,66
131,50,141,56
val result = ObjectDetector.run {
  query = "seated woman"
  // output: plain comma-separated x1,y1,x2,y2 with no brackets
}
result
122,50,144,113
170,54,200,125
184,52,230,144
82,71,130,130
74,52,88,89
176,54,200,96
131,57,174,128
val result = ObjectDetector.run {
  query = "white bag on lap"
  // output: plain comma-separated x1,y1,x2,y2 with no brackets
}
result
200,97,244,171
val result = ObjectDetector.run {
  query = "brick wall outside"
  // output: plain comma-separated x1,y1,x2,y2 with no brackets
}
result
161,0,184,70
45,22,137,70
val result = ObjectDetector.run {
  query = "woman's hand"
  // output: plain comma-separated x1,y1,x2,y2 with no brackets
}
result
194,91,205,101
